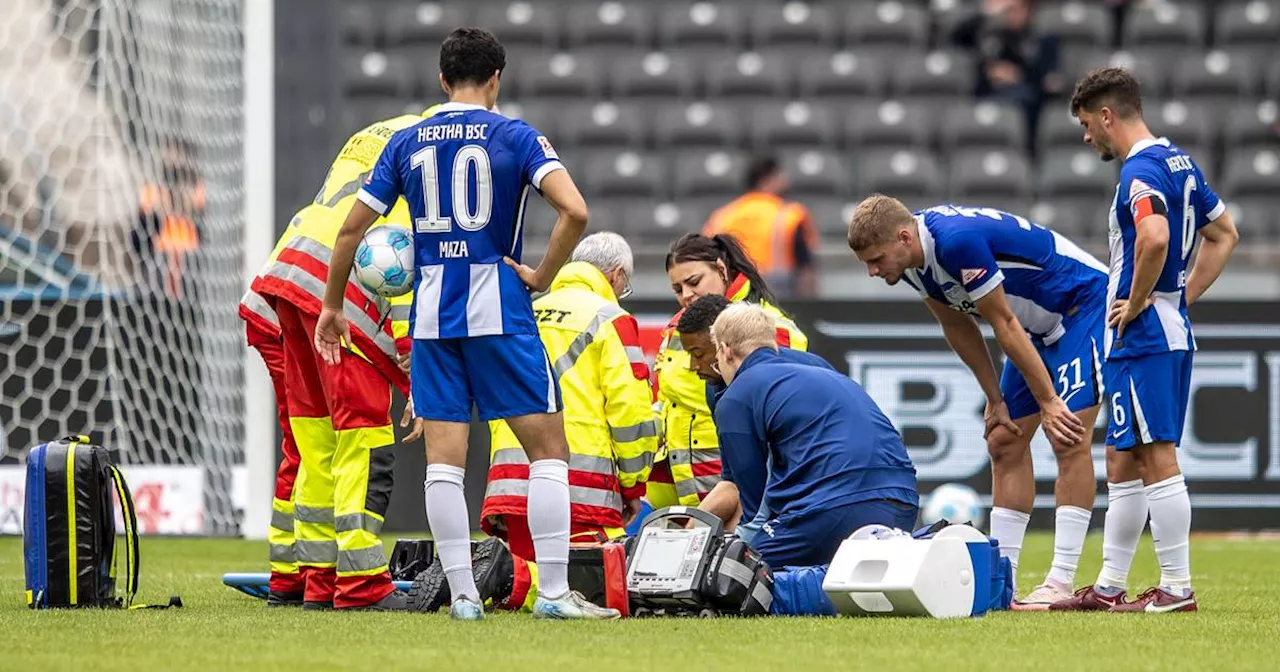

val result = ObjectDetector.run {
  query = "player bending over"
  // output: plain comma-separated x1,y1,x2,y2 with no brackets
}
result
1050,67,1238,613
316,28,614,620
848,196,1104,609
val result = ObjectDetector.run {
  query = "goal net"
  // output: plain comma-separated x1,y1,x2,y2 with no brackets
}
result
0,0,247,534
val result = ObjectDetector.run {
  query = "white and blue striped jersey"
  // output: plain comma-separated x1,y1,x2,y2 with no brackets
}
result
903,205,1109,345
1106,137,1225,359
358,102,565,340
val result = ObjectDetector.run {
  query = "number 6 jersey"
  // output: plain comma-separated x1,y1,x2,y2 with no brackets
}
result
1106,137,1225,359
357,102,566,340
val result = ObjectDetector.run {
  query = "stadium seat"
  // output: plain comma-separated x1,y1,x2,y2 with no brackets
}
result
939,101,1027,152
1034,1,1111,51
343,50,415,98
1121,2,1207,59
658,1,747,53
1270,58,1280,98
565,1,652,50
857,148,945,209
383,2,471,48
949,149,1034,200
475,1,561,50
796,50,887,101
672,149,749,198
623,198,721,243
1224,198,1280,239
521,190,561,237
1214,1,1280,62
1036,149,1116,200
750,1,838,52
932,0,980,45
553,101,647,148
1144,100,1216,156
582,149,668,198
500,101,561,140
779,149,851,198
1076,50,1170,100
703,51,792,101
344,2,384,47
750,101,839,150
844,100,934,149
653,101,744,148
891,51,976,103
1028,200,1108,243
610,50,700,101
1223,101,1280,152
1038,105,1086,151
516,52,605,100
1222,148,1280,198
844,1,930,56
805,197,860,239
1169,51,1259,110
339,97,420,138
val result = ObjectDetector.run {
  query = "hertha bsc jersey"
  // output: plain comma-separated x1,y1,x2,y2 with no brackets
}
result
358,102,565,340
1106,137,1225,359
903,205,1108,345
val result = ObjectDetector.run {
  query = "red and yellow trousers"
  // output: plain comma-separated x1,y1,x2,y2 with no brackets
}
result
276,301,396,608
245,321,305,595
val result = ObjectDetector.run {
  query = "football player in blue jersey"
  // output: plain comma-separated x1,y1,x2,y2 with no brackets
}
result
1049,67,1238,614
848,195,1105,609
316,28,619,620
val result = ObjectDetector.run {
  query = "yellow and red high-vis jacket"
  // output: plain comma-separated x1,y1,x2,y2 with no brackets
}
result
651,274,808,506
483,262,659,530
241,111,435,393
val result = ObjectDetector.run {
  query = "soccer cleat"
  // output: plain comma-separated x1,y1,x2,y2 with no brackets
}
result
532,590,622,620
1048,585,1128,611
267,590,304,608
1011,581,1074,611
1109,587,1197,613
449,596,485,621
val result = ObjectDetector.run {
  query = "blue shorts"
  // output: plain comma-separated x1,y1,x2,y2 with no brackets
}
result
1103,350,1193,450
751,498,919,569
411,333,563,423
1001,304,1106,420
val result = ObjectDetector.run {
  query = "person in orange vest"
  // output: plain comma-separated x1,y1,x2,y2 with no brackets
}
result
703,156,818,299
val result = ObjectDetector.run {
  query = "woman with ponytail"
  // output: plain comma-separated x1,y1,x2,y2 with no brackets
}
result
647,233,809,510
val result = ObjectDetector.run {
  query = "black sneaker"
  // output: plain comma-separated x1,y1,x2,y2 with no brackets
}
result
267,590,304,608
407,561,450,613
405,538,518,612
345,589,413,612
301,600,334,611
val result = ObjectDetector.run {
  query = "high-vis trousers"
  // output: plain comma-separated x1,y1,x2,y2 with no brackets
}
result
246,323,305,596
277,301,396,608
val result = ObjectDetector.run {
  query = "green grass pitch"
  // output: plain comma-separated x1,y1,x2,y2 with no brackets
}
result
2,533,1275,671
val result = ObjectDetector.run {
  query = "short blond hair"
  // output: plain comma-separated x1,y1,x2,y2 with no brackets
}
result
711,303,778,357
846,194,915,252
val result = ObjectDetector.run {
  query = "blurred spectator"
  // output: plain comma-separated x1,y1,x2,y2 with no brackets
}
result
703,157,817,299
951,0,1063,149
133,137,205,298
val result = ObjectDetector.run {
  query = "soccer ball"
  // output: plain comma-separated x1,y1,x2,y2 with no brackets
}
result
353,225,414,297
921,483,986,529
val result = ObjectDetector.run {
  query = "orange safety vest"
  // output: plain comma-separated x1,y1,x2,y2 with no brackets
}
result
703,192,813,276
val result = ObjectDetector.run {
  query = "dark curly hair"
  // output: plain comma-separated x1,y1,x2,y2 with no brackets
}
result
440,28,506,88
1070,67,1143,119
676,294,731,335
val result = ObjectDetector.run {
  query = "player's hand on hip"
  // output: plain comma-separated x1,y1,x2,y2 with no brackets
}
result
403,416,425,444
503,256,545,292
1108,297,1153,339
983,399,1023,440
314,307,350,366
1039,396,1086,446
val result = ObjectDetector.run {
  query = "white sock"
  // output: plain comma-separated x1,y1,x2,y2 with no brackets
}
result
1146,474,1192,594
1046,505,1092,587
1096,479,1148,592
988,507,1031,590
527,459,571,599
424,464,479,603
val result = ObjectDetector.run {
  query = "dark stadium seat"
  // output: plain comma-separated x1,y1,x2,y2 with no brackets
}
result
1028,200,1108,243
623,198,722,243
796,50,887,101
843,1,930,55
610,50,700,101
565,1,652,50
1223,199,1278,240
1169,51,1259,110
805,197,859,239
1036,149,1117,200
949,149,1034,200
499,101,560,139
779,149,851,198
343,2,384,47
672,149,749,198
891,51,976,102
658,1,747,53
383,2,471,48
844,100,934,149
1214,1,1280,61
582,149,668,198
1144,100,1216,157
940,101,1027,152
1076,50,1170,100
857,148,945,208
750,1,838,52
653,101,744,148
750,101,839,150
703,51,792,100
517,52,605,100
343,50,415,98
554,101,648,148
1222,148,1280,198
521,191,560,237
1034,1,1111,51
1270,59,1280,98
339,97,420,138
1038,106,1086,151
475,1,561,50
1121,2,1207,59
1223,101,1280,152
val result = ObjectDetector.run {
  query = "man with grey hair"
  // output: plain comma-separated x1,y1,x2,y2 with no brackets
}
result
711,303,919,568
568,231,633,299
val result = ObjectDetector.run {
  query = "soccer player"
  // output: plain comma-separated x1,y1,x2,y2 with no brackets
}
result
1050,67,1238,613
316,28,614,621
848,195,1104,609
